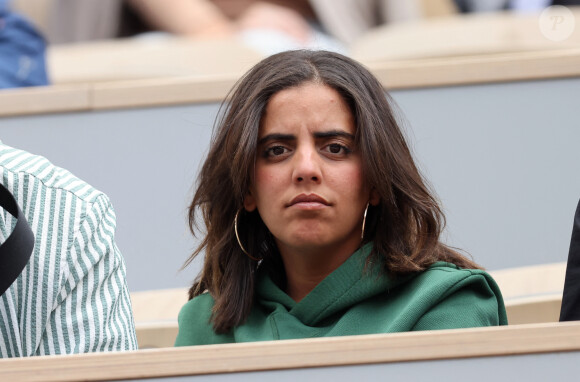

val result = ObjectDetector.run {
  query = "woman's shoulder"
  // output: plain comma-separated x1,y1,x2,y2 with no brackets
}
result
406,262,508,329
399,261,507,312
175,292,221,347
178,292,214,325
413,261,502,294
423,261,495,278
178,292,216,316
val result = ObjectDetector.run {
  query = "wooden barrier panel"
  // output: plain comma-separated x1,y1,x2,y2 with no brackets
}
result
489,262,565,324
489,262,566,300
47,38,263,85
135,322,179,350
364,47,580,89
131,288,186,348
128,262,567,350
2,44,580,116
505,294,562,324
351,9,580,62
0,322,579,381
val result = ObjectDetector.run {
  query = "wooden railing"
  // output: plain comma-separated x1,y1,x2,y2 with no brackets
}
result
1,322,579,381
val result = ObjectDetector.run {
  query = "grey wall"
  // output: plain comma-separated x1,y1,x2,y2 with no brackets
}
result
392,78,580,270
1,104,216,291
125,350,580,381
1,77,579,291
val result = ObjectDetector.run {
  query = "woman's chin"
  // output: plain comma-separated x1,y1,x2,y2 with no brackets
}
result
276,232,328,251
279,233,354,254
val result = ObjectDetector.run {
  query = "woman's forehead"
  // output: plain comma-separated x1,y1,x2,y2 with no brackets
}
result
258,83,355,137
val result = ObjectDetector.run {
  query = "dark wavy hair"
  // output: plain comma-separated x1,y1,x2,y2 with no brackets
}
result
185,50,480,334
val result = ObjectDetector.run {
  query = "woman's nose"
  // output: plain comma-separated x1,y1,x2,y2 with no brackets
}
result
292,146,322,183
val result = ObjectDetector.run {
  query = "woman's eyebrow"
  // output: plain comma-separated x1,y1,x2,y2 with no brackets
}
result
258,133,295,145
313,130,355,140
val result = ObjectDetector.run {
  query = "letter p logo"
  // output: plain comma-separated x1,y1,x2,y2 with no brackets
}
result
539,6,576,42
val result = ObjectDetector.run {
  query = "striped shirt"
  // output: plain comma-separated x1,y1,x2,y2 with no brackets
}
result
0,142,137,357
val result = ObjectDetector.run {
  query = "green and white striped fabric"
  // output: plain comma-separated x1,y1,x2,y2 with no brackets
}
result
0,142,137,357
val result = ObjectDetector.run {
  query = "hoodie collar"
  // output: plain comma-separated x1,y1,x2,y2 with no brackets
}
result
257,243,408,326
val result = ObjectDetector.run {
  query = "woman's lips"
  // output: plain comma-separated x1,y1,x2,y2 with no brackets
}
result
287,194,330,209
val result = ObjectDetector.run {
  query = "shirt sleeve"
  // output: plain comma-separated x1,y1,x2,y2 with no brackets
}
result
39,194,137,355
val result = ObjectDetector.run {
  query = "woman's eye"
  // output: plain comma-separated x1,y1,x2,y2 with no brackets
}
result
325,143,351,155
265,146,288,157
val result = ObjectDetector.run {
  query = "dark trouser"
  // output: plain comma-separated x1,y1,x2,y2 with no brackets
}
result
560,199,580,321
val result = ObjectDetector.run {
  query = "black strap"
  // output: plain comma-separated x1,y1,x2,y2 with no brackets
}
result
0,183,34,296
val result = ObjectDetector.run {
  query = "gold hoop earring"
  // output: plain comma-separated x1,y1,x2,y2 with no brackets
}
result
234,209,261,261
361,203,369,240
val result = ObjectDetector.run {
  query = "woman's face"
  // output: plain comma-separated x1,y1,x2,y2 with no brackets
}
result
244,82,378,259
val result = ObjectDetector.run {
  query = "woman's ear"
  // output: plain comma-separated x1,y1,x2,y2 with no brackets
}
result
369,189,380,206
243,192,257,212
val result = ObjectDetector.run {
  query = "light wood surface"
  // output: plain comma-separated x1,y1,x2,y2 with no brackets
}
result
489,262,566,324
47,37,263,84
1,11,580,116
135,322,179,349
131,288,187,323
2,46,580,117
365,47,580,89
1,322,579,381
131,288,185,348
351,9,580,62
505,294,562,324
0,85,91,116
489,262,566,300
92,74,238,109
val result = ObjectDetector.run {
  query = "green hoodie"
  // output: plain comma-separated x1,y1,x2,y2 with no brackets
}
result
175,244,507,346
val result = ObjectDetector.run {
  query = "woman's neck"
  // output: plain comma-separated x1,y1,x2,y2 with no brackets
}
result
278,242,360,302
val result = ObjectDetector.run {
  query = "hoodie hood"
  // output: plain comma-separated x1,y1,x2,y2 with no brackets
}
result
256,243,410,326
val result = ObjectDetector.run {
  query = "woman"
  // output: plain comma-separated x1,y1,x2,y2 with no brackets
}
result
175,50,507,345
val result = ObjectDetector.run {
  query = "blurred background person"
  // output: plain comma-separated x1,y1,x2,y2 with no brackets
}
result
11,0,423,54
122,0,422,53
0,0,49,88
